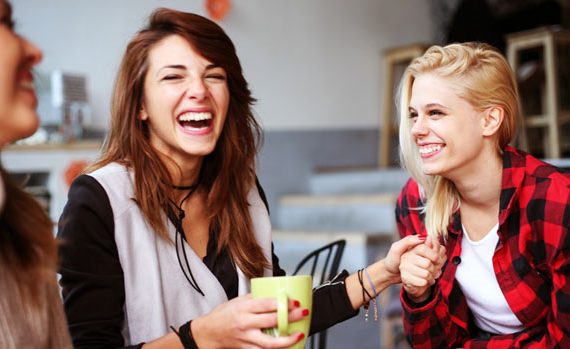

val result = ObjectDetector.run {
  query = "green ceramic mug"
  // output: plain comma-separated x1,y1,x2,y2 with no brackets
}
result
250,275,313,349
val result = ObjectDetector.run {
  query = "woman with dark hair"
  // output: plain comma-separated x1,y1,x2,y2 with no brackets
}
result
57,8,442,348
0,0,72,347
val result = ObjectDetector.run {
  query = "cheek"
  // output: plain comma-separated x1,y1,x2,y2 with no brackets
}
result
215,84,230,109
0,70,16,117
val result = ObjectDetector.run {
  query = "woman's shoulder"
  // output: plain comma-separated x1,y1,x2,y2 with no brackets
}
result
88,162,130,180
396,177,424,218
398,177,422,203
507,147,570,187
84,162,137,215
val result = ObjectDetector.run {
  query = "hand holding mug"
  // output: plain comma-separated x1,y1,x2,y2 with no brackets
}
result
251,275,313,349
191,294,308,349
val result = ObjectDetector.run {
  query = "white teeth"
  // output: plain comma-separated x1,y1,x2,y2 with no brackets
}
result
179,112,212,122
419,144,442,154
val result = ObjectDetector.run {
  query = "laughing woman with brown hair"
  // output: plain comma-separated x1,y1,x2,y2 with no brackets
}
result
0,1,71,347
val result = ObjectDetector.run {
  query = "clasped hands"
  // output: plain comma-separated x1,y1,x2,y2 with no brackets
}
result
399,235,446,303
192,234,446,348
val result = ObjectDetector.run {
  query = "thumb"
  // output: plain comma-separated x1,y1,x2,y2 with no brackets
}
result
425,235,433,249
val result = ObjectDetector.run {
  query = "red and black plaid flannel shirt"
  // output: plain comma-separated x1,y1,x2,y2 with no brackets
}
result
396,146,570,348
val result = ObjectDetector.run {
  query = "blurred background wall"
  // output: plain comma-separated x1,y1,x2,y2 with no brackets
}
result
12,0,433,131
11,0,433,215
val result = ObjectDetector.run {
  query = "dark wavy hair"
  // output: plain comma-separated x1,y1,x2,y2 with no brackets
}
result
91,8,267,277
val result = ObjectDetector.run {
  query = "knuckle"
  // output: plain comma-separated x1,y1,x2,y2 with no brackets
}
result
418,259,430,269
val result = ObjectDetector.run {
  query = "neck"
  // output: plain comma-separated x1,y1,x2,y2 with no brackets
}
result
159,154,203,188
452,150,502,209
165,158,203,204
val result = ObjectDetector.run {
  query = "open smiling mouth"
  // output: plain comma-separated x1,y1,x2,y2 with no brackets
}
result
178,112,213,130
419,144,443,155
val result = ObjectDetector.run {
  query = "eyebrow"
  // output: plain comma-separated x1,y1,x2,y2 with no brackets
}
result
425,103,447,109
156,64,186,77
205,64,221,70
409,102,448,111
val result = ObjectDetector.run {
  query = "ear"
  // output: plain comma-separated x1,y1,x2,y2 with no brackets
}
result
481,107,503,137
139,107,148,121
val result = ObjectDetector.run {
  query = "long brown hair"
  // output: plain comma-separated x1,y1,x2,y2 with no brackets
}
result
91,8,267,277
0,165,57,305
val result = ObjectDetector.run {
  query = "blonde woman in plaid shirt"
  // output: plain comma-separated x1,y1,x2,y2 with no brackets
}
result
396,42,570,348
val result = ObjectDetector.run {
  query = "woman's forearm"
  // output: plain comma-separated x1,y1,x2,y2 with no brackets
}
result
142,333,184,349
344,260,400,309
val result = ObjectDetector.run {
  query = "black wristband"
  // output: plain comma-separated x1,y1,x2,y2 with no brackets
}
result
178,321,199,349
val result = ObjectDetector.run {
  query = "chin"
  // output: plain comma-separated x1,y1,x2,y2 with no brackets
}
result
21,116,40,136
7,119,39,143
185,142,219,156
421,165,442,177
181,148,213,159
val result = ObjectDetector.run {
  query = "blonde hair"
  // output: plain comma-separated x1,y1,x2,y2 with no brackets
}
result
397,42,519,239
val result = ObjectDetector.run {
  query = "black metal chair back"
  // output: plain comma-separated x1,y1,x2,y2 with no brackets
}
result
292,239,346,349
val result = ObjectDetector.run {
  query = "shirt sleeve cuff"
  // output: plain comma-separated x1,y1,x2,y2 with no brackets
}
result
400,286,440,322
310,269,359,334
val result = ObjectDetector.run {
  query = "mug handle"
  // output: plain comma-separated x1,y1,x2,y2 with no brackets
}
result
276,289,288,336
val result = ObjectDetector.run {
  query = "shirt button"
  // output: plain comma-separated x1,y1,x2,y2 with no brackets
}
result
452,256,461,265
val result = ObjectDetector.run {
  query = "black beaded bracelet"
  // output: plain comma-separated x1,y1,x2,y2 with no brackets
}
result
171,321,199,349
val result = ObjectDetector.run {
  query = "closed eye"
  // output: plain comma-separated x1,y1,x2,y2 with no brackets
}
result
0,17,14,30
205,73,226,81
162,74,183,81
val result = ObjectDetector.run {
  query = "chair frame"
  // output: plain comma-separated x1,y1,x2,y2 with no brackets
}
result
293,239,346,349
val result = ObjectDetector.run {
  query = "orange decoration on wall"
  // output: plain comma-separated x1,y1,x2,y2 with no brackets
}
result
205,0,232,21
64,160,90,187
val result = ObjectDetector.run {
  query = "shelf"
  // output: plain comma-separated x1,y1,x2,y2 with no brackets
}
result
1,144,101,223
5,140,102,152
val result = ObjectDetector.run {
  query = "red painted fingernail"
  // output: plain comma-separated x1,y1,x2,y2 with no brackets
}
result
418,235,426,240
297,333,305,340
302,309,310,316
293,300,300,307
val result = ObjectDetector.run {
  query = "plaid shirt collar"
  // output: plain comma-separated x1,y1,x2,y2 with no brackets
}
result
447,146,523,239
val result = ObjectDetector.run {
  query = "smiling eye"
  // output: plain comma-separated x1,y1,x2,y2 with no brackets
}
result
408,111,418,121
162,74,182,81
205,73,226,81
428,109,445,118
0,16,15,31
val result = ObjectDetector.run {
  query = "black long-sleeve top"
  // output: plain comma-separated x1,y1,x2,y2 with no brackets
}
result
58,175,357,348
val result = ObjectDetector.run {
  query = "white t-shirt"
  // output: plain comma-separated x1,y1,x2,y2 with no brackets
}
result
455,224,524,334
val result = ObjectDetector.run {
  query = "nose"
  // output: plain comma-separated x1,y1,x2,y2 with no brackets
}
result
410,115,428,138
22,36,43,66
186,78,207,101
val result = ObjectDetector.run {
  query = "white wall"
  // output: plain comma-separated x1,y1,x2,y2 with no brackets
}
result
13,0,433,131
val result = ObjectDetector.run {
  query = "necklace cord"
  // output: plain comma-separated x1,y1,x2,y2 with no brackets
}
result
168,184,205,296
